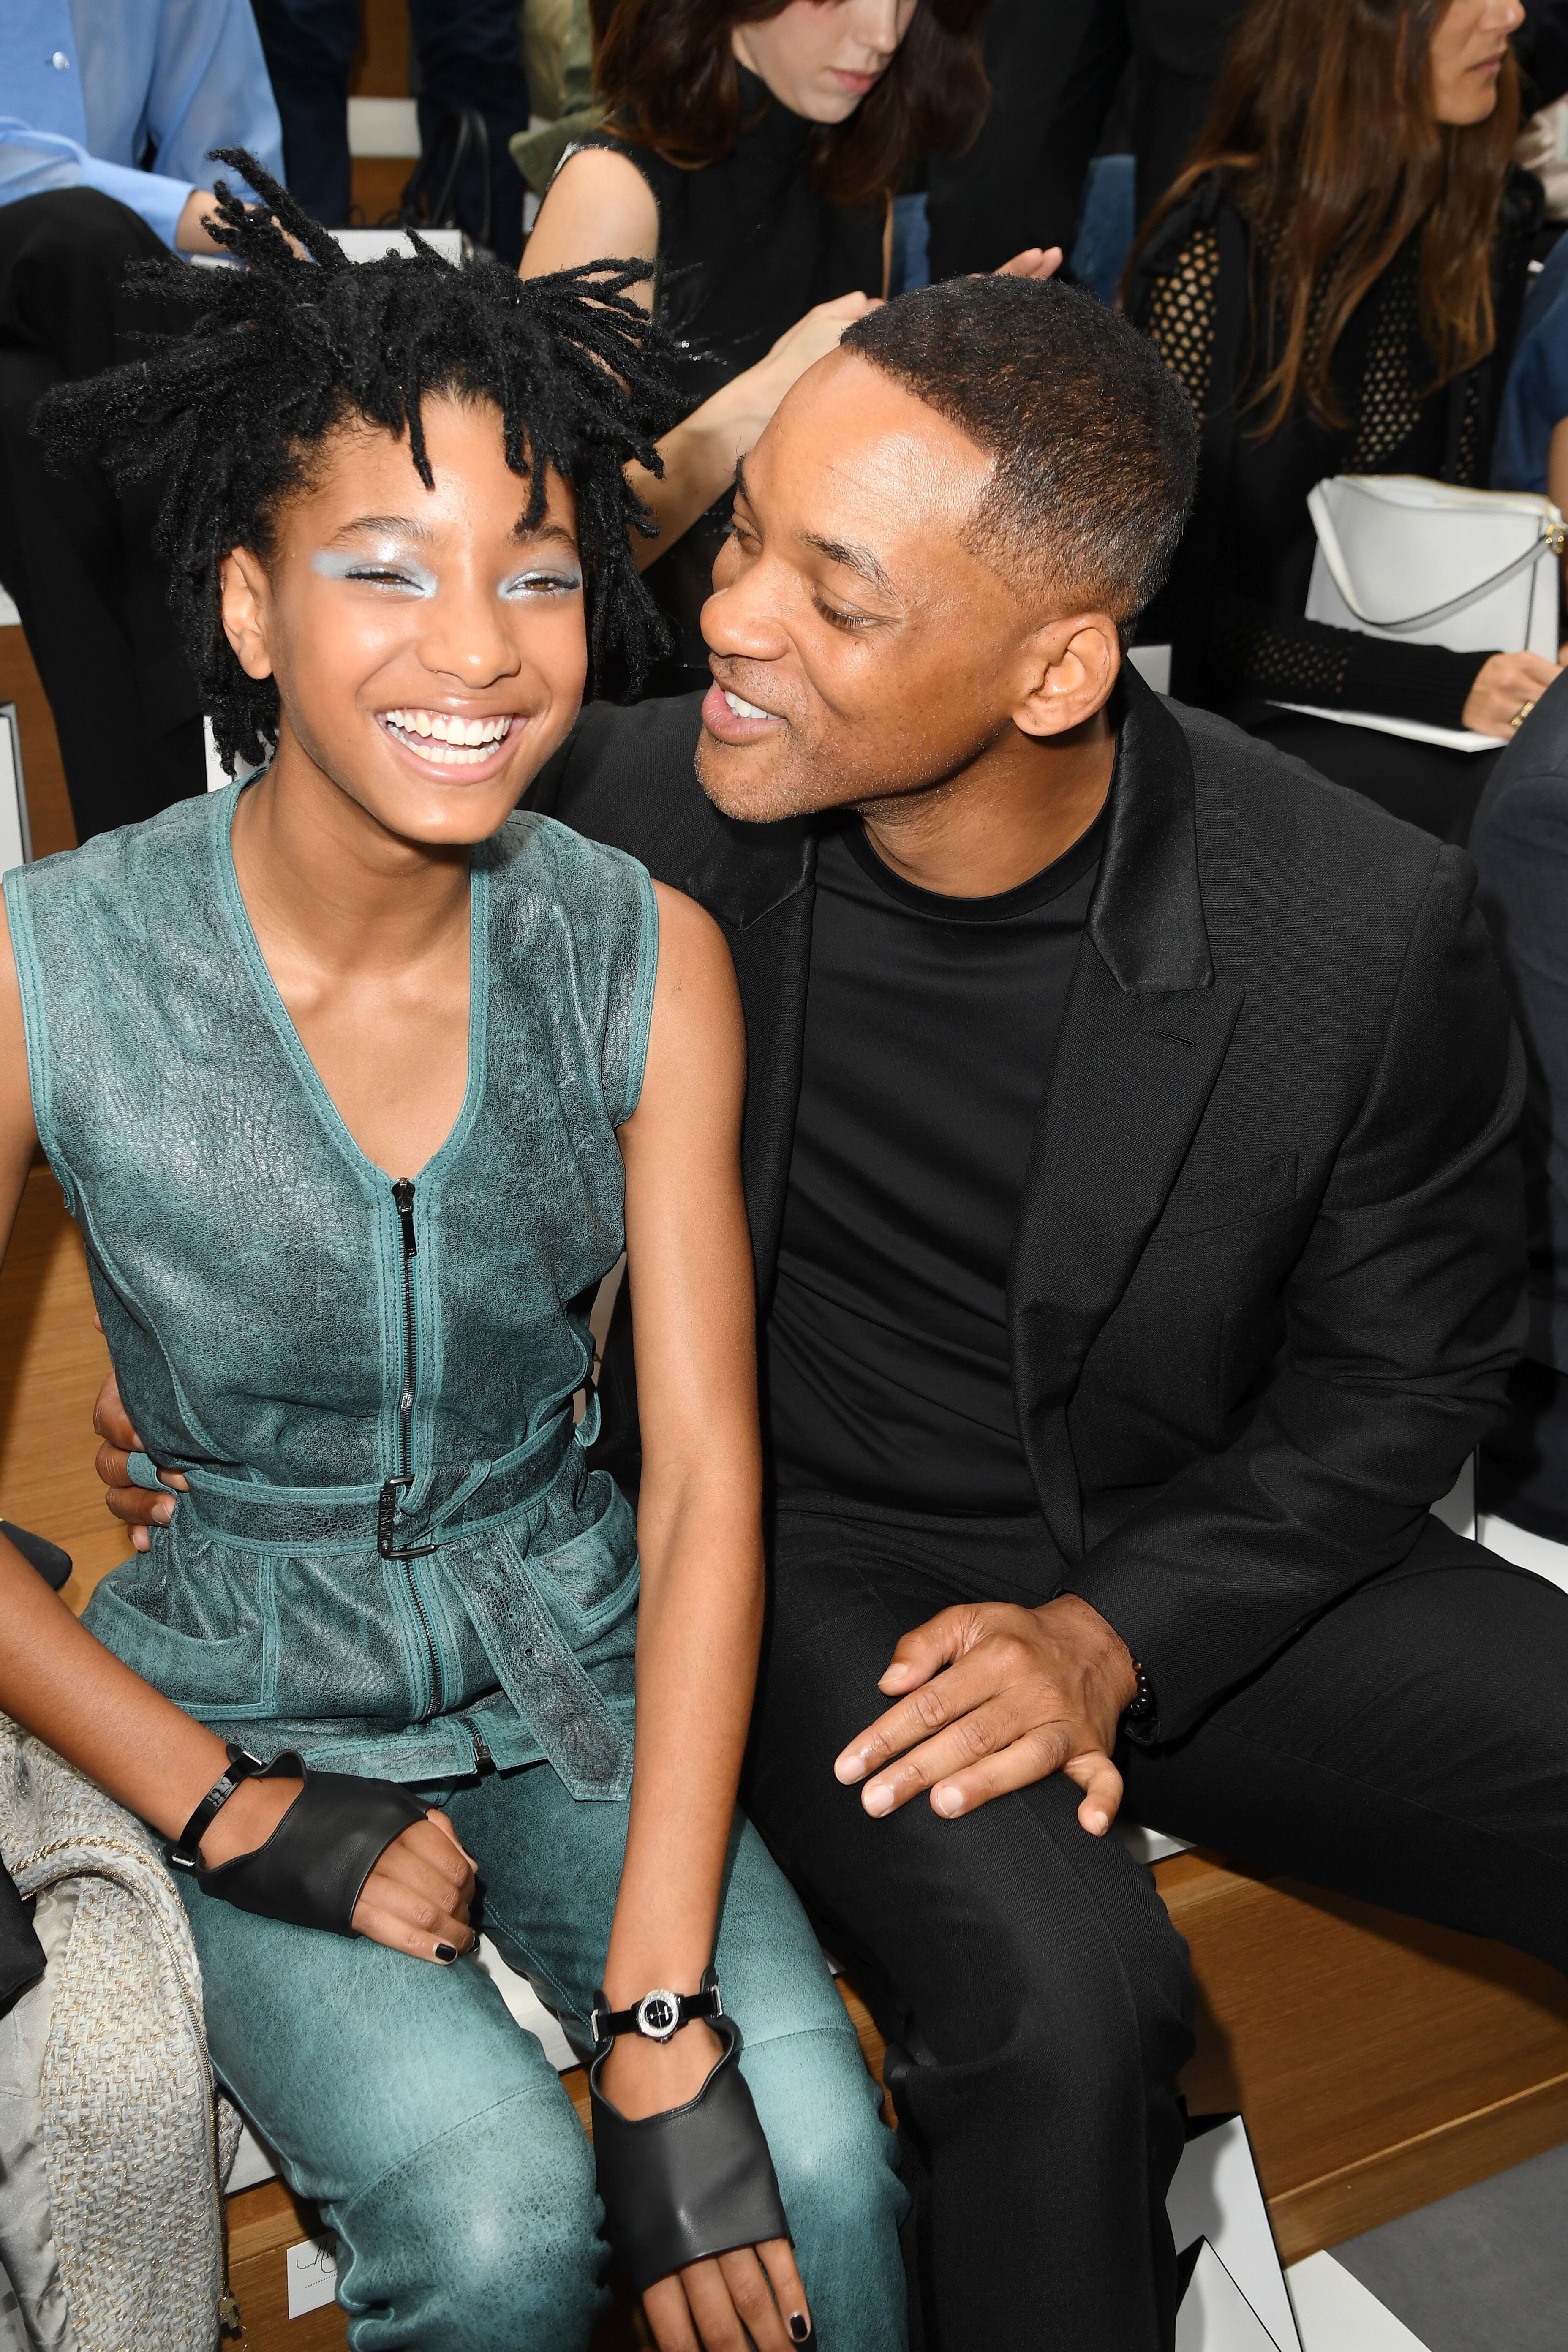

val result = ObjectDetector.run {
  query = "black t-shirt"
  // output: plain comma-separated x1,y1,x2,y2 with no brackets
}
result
761,809,1105,1514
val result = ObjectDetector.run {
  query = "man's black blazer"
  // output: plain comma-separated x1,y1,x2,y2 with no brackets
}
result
528,668,1525,1740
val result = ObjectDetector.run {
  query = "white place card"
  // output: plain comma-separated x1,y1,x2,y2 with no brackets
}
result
285,2235,338,2319
1168,2115,1303,2352
1178,2241,1284,2352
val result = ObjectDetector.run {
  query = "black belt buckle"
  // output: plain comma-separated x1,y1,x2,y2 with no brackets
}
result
378,1475,437,1560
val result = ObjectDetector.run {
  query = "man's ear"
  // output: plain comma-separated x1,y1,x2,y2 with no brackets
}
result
1011,615,1122,740
219,547,275,681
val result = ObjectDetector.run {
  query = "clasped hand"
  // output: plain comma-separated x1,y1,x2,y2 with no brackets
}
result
833,1592,1138,1833
90,1369,476,1966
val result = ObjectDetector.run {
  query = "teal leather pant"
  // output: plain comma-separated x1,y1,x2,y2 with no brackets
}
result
180,1766,908,2351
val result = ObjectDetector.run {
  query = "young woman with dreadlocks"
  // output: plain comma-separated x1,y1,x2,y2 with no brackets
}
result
0,157,906,2352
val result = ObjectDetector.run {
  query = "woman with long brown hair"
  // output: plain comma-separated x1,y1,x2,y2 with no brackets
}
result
1127,0,1549,843
521,0,1054,683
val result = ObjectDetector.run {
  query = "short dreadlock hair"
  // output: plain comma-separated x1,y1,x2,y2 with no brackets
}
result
35,151,676,773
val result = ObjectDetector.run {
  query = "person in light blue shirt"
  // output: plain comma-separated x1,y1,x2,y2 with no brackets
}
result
0,0,283,251
0,4,283,841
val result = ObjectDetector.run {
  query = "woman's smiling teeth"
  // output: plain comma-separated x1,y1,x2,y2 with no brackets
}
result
723,689,773,721
382,708,514,765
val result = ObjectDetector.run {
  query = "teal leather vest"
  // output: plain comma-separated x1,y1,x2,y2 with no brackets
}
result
3,789,659,1795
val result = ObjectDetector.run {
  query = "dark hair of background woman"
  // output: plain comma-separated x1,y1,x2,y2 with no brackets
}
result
590,0,990,209
1129,0,1521,434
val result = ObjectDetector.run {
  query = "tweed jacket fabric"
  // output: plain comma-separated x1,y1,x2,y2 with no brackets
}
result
0,1715,234,2352
2,792,659,1791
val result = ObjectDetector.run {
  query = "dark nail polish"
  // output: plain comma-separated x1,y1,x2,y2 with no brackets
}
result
435,1942,457,1963
789,2317,810,2344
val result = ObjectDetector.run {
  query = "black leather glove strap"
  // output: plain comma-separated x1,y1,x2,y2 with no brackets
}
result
193,1753,432,1936
589,2009,792,2293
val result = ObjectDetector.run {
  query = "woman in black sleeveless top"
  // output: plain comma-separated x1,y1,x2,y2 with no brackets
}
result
523,0,1049,678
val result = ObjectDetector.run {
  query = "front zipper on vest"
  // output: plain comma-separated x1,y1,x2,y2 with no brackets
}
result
378,1179,442,1715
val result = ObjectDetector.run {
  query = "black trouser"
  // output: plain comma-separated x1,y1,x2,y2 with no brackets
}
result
0,191,205,842
253,0,531,264
745,1494,1568,2352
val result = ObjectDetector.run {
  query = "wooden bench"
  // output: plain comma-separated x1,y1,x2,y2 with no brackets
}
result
4,625,1566,2346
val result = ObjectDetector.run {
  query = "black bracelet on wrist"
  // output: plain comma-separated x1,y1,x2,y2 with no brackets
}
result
1122,1659,1157,1729
166,1743,266,1873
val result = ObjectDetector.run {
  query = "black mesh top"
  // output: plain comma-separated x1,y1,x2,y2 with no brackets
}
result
1127,166,1543,731
566,72,885,669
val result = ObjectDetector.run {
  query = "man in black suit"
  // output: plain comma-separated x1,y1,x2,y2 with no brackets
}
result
98,277,1564,2347
530,278,1565,2350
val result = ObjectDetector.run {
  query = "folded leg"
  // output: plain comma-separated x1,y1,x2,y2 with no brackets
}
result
1122,1517,1568,1972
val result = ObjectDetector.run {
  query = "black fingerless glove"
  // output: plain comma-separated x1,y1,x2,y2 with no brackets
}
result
589,2002,792,2292
183,1752,432,1936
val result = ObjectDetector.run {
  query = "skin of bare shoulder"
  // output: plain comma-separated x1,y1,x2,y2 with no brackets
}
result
520,144,659,307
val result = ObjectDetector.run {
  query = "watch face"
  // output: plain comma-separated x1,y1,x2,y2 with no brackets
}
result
637,1991,679,2040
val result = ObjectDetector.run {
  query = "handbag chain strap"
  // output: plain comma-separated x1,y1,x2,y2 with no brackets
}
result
1309,485,1566,635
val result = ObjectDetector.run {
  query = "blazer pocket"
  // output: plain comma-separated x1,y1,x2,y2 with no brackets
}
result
1156,1152,1299,1239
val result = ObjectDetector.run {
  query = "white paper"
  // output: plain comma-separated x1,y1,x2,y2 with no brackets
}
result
1429,1455,1475,1541
1270,701,1498,753
1167,2118,1302,2352
472,1937,578,2069
1118,1821,1192,1864
330,226,463,264
1285,2251,1432,2351
1177,2241,1284,2352
1477,1508,1568,1595
203,718,230,794
0,706,27,879
285,2235,338,2318
226,2121,276,2194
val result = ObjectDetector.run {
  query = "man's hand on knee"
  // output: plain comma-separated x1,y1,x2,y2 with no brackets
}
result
832,1594,1138,1832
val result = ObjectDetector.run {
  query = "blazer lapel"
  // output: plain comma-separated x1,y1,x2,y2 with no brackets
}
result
1009,672,1244,1560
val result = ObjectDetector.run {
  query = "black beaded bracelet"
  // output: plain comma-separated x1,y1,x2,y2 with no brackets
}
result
166,1744,266,1873
1122,1660,1157,1729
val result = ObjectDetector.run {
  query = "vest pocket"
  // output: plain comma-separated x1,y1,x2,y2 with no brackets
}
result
82,1532,272,1712
525,1470,641,1640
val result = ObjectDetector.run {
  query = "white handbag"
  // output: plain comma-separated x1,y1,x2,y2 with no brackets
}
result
1276,474,1567,750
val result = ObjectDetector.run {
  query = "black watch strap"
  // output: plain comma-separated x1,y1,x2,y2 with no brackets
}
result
166,1744,266,1873
590,1972,724,2055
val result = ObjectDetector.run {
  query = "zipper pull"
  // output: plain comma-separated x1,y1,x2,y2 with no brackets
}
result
392,1177,417,1257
